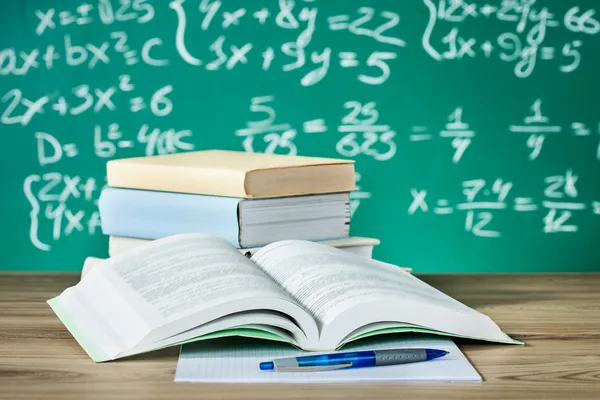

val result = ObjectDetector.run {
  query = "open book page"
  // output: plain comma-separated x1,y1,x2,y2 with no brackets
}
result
48,233,318,362
251,240,520,350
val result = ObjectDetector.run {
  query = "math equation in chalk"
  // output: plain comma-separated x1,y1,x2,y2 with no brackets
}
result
0,0,598,251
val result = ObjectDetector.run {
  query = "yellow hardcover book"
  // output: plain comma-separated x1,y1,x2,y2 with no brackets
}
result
107,150,357,198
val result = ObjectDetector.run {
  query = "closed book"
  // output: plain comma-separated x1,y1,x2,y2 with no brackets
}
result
98,188,350,248
107,235,381,259
106,150,356,198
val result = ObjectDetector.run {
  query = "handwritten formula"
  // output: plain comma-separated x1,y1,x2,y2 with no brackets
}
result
0,0,598,259
408,171,600,237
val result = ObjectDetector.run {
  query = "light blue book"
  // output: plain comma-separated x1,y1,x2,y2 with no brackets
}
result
98,188,350,248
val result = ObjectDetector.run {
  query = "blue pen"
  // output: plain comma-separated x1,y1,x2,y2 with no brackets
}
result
259,348,448,372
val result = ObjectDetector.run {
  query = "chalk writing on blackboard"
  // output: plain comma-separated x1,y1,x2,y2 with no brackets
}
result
1,0,598,252
408,170,600,237
23,173,103,250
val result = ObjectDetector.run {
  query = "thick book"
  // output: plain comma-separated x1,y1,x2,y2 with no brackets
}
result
98,188,350,247
48,234,521,362
106,150,357,198
107,236,381,259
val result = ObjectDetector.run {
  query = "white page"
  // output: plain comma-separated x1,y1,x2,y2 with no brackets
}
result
97,234,294,327
251,240,519,349
174,335,482,383
49,234,318,361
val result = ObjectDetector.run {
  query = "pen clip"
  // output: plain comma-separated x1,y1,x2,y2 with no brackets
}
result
278,362,353,372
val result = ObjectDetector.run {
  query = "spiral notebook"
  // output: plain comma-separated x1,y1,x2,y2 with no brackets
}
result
174,335,482,383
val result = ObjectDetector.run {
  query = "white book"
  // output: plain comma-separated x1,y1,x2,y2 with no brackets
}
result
108,235,381,258
48,233,521,363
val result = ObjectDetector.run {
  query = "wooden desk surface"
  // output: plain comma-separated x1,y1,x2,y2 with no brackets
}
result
1,273,599,400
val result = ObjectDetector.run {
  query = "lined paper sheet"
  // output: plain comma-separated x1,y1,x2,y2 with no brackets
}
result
175,335,481,383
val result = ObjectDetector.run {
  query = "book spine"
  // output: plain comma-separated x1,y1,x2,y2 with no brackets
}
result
98,188,241,245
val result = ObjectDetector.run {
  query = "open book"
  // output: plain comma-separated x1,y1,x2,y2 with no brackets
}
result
48,234,521,362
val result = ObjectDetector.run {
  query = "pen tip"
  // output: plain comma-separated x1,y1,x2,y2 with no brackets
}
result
259,361,274,371
426,349,449,360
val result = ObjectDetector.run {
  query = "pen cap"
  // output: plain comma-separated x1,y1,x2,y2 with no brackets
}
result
259,361,274,371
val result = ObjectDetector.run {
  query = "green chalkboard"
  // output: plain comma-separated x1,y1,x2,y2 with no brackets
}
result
2,0,599,272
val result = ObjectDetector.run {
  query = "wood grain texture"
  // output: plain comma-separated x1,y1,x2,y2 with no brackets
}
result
1,273,599,400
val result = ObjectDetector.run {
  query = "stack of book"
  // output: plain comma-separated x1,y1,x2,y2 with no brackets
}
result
51,150,517,364
83,150,384,276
